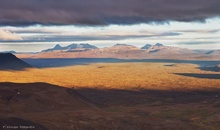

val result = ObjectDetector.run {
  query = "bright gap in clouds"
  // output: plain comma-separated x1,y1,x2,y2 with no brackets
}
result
0,17,220,52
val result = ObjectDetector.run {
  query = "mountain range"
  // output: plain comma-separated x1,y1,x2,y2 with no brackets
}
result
13,43,220,60
41,43,97,52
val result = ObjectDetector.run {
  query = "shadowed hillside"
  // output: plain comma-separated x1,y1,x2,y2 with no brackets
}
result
0,82,219,130
0,82,97,112
0,53,32,70
0,82,99,130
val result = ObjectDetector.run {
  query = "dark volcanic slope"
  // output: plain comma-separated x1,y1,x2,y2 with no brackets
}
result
0,53,32,70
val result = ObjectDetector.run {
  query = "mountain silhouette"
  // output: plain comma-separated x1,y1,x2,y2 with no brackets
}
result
154,43,164,46
141,44,152,50
53,44,63,50
0,53,32,70
42,43,97,52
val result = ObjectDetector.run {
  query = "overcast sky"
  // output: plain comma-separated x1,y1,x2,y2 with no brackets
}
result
0,0,220,52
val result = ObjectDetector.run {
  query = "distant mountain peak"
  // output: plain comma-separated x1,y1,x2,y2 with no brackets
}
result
79,43,89,45
154,43,164,46
42,44,63,52
141,44,152,50
113,44,133,47
68,43,77,46
42,43,97,52
66,43,97,49
79,43,97,49
53,44,62,49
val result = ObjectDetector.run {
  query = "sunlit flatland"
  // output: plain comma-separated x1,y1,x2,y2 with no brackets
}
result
0,62,219,90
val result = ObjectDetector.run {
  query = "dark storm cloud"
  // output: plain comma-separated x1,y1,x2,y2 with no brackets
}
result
0,0,220,26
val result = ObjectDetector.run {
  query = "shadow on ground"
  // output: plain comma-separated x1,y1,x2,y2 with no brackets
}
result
0,82,219,130
174,73,220,79
22,58,220,72
199,66,220,72
75,87,220,107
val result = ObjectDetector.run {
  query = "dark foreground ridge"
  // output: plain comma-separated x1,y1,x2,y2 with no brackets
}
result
0,53,32,70
0,82,219,130
0,82,98,130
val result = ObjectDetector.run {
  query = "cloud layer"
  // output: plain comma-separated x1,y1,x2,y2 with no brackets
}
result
0,0,220,26
0,29,23,40
0,32,181,43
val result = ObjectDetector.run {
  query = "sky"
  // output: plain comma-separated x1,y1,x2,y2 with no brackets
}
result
0,0,220,52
